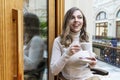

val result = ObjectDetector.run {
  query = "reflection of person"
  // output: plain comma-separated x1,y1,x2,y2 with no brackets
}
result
50,7,99,80
24,13,45,70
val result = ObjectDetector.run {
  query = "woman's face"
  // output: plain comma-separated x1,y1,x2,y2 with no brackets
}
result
69,10,83,33
24,32,29,44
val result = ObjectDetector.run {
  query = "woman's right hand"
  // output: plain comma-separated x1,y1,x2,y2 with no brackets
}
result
68,44,81,56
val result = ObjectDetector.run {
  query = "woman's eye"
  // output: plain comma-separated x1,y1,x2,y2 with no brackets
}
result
71,16,75,19
70,16,83,20
78,16,83,19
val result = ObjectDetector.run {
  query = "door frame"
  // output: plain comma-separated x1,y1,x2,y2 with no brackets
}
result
48,0,64,80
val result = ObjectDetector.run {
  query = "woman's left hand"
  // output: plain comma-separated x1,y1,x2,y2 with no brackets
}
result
88,57,97,67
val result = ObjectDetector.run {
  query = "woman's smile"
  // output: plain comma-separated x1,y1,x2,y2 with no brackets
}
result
72,22,81,27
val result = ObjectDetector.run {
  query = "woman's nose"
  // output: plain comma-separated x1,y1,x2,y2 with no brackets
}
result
75,17,78,21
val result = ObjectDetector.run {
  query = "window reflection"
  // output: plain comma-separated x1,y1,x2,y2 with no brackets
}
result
23,0,47,80
96,22,108,36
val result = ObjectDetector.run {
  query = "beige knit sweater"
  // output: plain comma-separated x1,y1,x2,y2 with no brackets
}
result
50,32,96,80
24,36,45,70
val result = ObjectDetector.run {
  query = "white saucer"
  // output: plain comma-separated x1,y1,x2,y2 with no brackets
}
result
79,57,96,63
80,59,92,63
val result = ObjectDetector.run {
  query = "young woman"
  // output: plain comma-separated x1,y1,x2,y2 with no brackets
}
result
23,13,45,70
50,7,99,80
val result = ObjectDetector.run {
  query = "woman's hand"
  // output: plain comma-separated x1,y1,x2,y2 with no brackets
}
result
68,45,81,55
88,57,97,68
79,57,97,67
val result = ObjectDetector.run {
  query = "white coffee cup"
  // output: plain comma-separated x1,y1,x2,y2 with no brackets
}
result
71,41,80,47
80,42,92,52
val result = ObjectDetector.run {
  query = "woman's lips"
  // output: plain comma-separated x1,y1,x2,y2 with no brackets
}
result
73,23,80,27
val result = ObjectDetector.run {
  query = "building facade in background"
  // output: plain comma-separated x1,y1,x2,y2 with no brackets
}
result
93,0,120,38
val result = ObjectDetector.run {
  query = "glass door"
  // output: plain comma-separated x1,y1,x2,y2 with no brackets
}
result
23,0,48,80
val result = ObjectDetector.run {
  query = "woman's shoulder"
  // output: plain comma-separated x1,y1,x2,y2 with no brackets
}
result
54,36,61,43
31,36,44,44
30,36,45,47
53,36,64,48
31,36,42,41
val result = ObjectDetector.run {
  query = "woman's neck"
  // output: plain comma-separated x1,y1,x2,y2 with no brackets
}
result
70,31,80,41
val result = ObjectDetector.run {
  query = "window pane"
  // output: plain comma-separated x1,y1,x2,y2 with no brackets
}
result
96,11,106,20
116,10,120,18
117,27,120,37
23,0,47,80
95,22,108,36
96,27,99,35
100,23,104,26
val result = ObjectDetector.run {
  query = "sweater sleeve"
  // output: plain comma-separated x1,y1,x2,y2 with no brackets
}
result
50,37,71,75
24,36,44,70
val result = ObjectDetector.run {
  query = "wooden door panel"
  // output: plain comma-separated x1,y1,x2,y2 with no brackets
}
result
0,0,23,80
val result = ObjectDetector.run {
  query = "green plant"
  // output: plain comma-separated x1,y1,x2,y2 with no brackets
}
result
39,21,47,38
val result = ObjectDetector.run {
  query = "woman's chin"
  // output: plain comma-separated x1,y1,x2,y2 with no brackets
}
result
72,30,80,33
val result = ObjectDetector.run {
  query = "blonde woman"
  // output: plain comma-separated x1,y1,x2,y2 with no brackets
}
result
50,7,100,80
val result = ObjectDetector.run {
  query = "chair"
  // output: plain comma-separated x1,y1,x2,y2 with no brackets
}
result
90,67,109,75
24,58,47,80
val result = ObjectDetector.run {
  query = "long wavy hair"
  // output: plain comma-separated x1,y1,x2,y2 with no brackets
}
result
60,7,89,47
24,13,40,44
